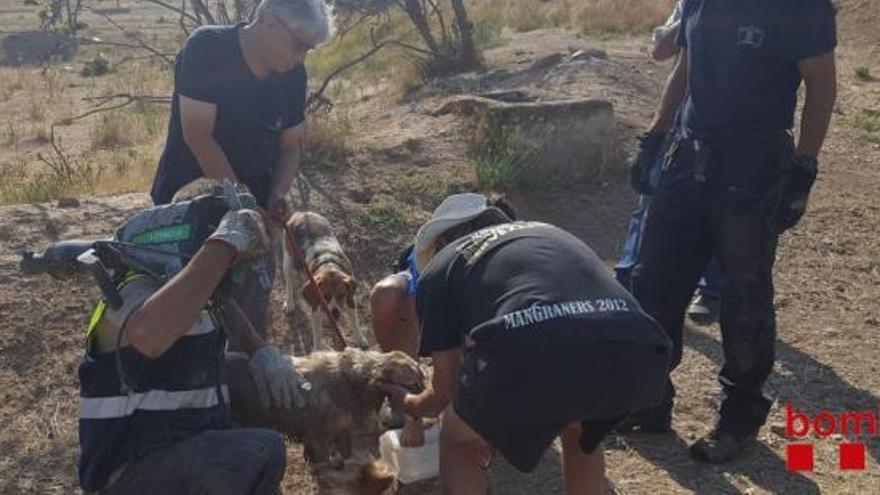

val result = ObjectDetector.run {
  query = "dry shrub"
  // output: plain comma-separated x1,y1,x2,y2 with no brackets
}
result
570,0,676,33
470,0,676,34
302,112,352,173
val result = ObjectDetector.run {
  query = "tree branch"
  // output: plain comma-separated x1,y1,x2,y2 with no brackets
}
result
84,6,174,64
58,93,171,125
140,0,200,23
307,36,392,114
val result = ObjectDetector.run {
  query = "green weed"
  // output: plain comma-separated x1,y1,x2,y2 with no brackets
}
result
365,196,408,231
855,66,873,82
854,109,880,141
471,127,539,191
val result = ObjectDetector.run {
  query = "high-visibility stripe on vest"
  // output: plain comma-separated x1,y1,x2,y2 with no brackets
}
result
80,385,230,420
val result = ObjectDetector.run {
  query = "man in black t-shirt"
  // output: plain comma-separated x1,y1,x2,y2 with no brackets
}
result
151,0,332,340
628,0,837,463
152,0,330,213
381,194,671,495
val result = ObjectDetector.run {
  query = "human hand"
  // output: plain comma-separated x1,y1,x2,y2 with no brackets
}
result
630,130,666,194
399,416,425,447
268,196,291,226
377,381,411,411
761,155,818,233
248,345,311,409
206,209,269,263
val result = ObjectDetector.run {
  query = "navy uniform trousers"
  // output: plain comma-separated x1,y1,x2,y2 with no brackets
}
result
631,132,793,437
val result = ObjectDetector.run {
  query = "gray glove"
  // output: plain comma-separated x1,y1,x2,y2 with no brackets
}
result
206,208,269,262
248,345,310,410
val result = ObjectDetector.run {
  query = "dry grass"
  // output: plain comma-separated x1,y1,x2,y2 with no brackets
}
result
90,147,161,195
470,0,677,34
302,111,353,173
89,104,166,150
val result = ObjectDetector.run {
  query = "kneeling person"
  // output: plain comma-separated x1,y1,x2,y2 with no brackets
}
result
383,193,671,494
78,180,307,494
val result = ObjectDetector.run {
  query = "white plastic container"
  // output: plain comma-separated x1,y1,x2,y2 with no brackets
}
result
379,423,440,484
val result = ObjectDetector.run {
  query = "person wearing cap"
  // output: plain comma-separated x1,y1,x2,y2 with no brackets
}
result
150,0,333,343
380,193,672,495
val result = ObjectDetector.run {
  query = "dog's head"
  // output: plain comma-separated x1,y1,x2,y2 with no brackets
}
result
313,455,396,495
303,267,358,319
369,351,425,394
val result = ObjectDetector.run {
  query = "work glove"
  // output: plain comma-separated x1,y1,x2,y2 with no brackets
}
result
630,130,666,195
760,155,818,233
206,209,270,263
248,345,310,410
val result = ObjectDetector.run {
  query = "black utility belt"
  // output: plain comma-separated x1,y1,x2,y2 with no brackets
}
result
665,130,793,183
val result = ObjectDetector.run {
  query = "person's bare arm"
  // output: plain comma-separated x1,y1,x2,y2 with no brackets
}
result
398,347,462,419
652,21,681,61
649,50,689,133
126,241,236,358
180,95,237,181
267,123,304,222
796,52,837,158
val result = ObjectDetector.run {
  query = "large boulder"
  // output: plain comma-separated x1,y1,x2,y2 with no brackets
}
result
475,97,616,182
0,31,77,67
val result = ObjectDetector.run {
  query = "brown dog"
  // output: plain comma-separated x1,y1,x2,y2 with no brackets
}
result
228,348,424,464
283,211,367,350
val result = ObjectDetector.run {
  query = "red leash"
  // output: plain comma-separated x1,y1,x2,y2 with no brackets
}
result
281,223,348,350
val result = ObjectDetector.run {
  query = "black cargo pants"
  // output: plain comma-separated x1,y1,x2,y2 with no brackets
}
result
631,132,793,437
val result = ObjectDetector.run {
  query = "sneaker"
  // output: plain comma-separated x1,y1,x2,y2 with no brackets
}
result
613,404,672,434
687,293,720,326
689,430,756,463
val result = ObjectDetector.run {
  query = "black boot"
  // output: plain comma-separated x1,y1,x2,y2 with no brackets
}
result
689,429,756,463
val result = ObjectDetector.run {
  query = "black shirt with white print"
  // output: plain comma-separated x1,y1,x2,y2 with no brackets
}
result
416,222,670,358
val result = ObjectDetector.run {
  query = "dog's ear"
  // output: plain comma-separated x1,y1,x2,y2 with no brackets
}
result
344,275,359,308
361,460,395,494
301,279,322,310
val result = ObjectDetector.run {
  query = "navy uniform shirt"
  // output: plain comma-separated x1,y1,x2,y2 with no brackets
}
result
151,24,307,208
677,0,836,140
416,222,670,359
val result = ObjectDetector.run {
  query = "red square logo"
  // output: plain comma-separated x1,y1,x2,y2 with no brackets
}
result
839,443,866,471
786,444,814,472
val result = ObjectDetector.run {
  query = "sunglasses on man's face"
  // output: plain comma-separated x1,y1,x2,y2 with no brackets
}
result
277,20,315,53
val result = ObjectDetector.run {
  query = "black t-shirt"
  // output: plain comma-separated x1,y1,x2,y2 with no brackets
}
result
417,222,670,358
677,0,836,140
151,24,307,208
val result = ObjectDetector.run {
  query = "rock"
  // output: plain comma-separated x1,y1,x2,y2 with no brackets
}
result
529,53,565,72
476,98,616,181
570,48,608,62
1,31,77,67
478,90,537,103
431,95,497,117
348,189,373,204
56,197,80,208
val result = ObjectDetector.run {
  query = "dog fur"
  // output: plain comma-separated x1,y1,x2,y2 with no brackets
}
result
311,452,397,495
228,348,425,464
283,211,368,350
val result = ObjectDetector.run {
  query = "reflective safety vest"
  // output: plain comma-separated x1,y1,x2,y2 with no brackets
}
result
77,275,231,491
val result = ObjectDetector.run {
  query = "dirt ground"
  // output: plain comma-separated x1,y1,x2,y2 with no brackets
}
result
1,1,879,493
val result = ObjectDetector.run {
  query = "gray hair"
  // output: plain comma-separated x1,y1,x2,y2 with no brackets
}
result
256,0,334,46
